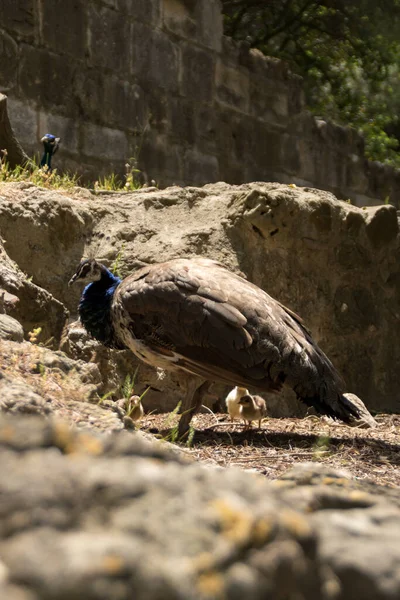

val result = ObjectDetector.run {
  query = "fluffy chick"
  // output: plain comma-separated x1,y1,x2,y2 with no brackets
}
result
239,394,267,429
127,395,145,422
225,386,249,422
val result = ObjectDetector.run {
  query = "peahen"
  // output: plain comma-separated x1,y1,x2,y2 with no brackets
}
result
68,257,377,436
40,133,60,169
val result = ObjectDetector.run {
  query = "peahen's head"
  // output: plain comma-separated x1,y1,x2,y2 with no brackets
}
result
68,258,104,286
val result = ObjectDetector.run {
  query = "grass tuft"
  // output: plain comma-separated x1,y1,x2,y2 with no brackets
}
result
0,151,144,192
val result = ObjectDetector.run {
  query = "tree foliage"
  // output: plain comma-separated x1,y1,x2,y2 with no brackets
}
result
222,0,400,166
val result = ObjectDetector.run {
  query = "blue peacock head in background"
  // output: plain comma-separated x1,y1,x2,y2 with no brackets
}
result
40,133,61,169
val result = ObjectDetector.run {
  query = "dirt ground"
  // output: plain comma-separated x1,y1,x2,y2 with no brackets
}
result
140,412,400,488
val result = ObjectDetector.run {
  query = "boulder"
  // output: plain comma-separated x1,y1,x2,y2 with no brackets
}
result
0,340,123,432
0,181,398,414
0,227,68,344
0,416,399,600
0,314,24,341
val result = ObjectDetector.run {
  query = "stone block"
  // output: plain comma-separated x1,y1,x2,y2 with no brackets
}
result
181,44,214,103
140,132,183,184
104,79,148,132
38,112,79,155
19,45,75,109
346,155,369,194
218,159,245,185
7,98,37,148
367,161,394,200
281,134,300,174
249,79,290,125
183,148,218,185
216,59,249,112
119,0,161,25
195,105,217,154
73,68,105,122
0,31,19,92
0,314,24,342
162,0,197,39
365,205,399,249
0,0,35,40
162,0,222,51
195,0,223,51
88,5,131,73
247,122,282,169
147,92,169,133
167,97,196,145
132,25,179,91
41,0,87,59
98,0,118,7
214,108,250,163
82,123,129,161
297,139,314,182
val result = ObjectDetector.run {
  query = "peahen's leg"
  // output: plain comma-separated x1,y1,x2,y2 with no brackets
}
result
178,378,210,438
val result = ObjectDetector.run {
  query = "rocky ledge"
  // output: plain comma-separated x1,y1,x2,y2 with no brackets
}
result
0,416,399,600
0,181,398,599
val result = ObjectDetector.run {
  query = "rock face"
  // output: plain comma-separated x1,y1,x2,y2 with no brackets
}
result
0,180,398,599
0,314,24,341
0,181,398,414
0,227,68,344
0,416,399,600
0,339,123,431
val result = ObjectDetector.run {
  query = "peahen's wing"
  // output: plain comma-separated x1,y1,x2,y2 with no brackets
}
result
114,257,340,393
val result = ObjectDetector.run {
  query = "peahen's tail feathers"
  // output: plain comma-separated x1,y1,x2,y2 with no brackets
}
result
340,392,378,429
299,387,378,429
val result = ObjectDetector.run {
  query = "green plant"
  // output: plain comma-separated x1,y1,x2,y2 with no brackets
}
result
111,243,126,278
0,148,145,193
119,367,150,416
0,154,80,189
222,1,400,167
161,401,196,446
313,434,331,459
161,401,182,443
185,425,196,448
124,157,143,191
121,367,139,399
97,389,116,405
94,172,122,192
38,362,46,377
28,327,42,344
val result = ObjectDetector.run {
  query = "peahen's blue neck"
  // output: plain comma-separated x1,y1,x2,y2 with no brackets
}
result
78,268,123,348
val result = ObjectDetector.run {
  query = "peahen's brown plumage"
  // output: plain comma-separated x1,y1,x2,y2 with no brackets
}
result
69,257,377,436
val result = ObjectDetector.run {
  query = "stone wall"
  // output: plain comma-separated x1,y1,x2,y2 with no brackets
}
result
1,0,400,206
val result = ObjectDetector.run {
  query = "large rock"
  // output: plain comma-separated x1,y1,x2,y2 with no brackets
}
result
0,314,24,341
0,416,399,600
0,181,398,414
0,339,123,431
0,223,68,344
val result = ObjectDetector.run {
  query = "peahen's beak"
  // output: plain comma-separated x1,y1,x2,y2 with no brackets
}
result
68,273,79,286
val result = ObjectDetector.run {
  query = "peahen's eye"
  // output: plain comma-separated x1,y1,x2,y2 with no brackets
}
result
81,264,91,277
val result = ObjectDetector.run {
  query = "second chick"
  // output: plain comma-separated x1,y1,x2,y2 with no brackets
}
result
239,394,267,430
